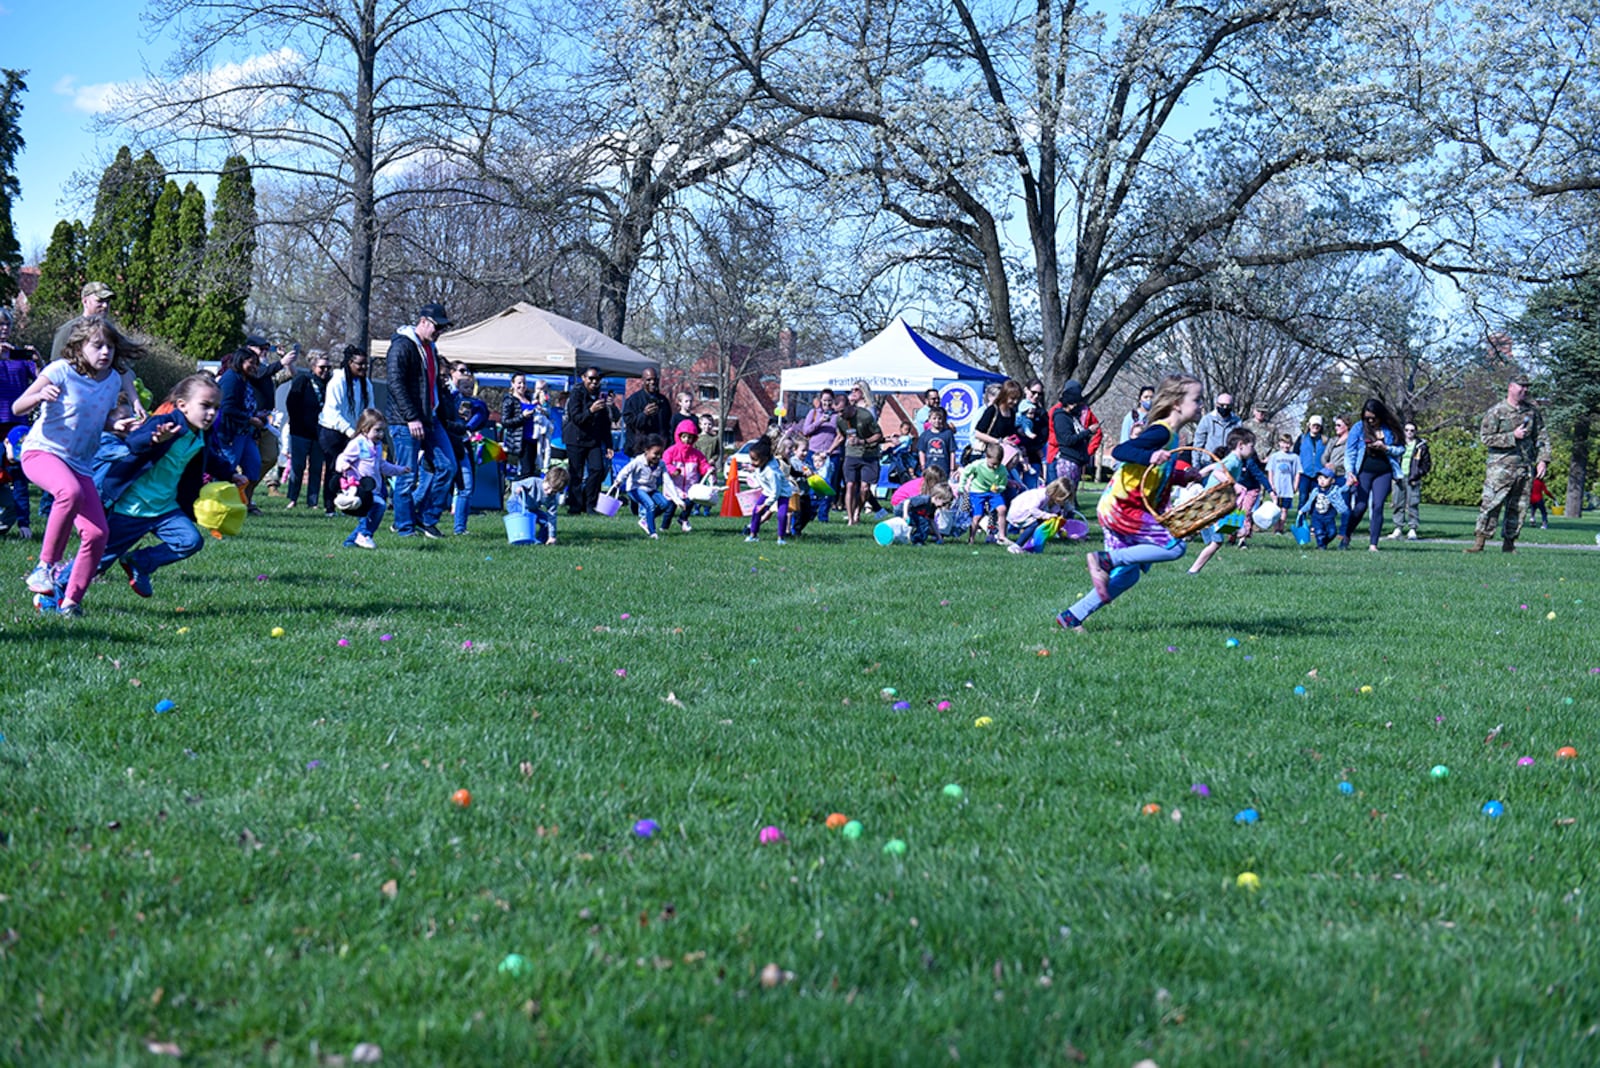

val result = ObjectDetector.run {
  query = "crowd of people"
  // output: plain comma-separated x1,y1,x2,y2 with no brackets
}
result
0,284,1559,621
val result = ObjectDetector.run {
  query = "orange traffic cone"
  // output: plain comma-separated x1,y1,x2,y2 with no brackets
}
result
721,458,744,517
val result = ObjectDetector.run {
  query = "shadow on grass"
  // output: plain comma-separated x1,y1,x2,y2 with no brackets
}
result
1120,612,1344,637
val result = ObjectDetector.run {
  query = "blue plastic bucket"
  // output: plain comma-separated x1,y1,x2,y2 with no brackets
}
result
1291,523,1311,546
504,511,537,545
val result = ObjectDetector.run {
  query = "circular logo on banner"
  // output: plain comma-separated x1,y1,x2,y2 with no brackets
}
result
939,383,980,428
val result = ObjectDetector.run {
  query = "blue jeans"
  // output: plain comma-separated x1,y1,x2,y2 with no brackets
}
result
452,447,475,534
223,433,262,482
812,451,839,521
58,508,205,589
389,421,454,534
287,434,324,506
1296,472,1318,511
630,489,676,534
346,494,388,545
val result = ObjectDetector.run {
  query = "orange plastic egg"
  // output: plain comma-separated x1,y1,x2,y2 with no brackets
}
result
1556,746,1578,760
825,813,849,830
451,788,473,807
1141,803,1162,816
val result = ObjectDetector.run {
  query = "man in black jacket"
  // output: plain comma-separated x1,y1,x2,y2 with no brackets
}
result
621,367,673,456
385,303,455,538
564,367,612,515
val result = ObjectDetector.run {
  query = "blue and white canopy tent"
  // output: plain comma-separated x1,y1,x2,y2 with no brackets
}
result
778,317,1005,393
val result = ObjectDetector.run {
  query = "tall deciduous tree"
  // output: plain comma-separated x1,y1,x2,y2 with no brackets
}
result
0,69,25,306
110,0,542,347
713,0,1466,398
188,155,255,360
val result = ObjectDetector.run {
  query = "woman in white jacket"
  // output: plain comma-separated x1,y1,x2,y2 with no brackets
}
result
316,344,375,517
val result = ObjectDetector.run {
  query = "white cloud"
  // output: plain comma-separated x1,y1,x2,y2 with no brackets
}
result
55,49,301,116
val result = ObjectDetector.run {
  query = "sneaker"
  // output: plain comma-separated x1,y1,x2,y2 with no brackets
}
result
246,504,264,517
420,524,445,540
776,537,787,545
1406,529,1418,540
1368,544,1379,553
680,520,692,533
285,500,297,510
1085,551,1112,601
638,517,650,533
1055,609,1085,633
649,532,659,540
744,534,759,543
58,601,83,618
1007,542,1025,554
121,559,153,598
354,533,376,549
32,591,57,614
323,510,336,519
995,535,1011,547
25,561,60,595
1387,527,1401,539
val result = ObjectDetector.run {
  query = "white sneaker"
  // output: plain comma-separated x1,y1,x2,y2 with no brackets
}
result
744,534,758,542
1406,529,1418,540
649,532,658,540
285,500,297,510
680,520,692,533
1387,527,1401,539
638,517,649,533
354,533,376,549
25,561,60,594
776,537,787,545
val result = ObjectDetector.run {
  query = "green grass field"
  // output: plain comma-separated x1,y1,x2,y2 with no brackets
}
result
3,495,1599,1066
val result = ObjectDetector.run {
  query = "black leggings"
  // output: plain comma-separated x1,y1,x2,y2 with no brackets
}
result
1344,471,1392,546
318,427,351,512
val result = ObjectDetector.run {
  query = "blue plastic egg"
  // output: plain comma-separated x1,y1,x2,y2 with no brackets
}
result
1481,801,1504,818
1338,782,1354,795
1234,807,1260,825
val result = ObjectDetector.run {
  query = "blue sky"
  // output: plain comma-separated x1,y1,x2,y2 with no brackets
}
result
4,0,175,259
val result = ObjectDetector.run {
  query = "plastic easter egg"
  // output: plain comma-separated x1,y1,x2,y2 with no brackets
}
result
1547,611,1556,620
1190,783,1210,798
825,813,849,830
892,701,910,711
943,784,964,798
451,788,472,808
841,820,863,840
758,825,786,845
1481,800,1505,818
498,953,530,976
1141,802,1161,816
1517,756,1535,766
633,818,660,838
1429,765,1450,779
1294,685,1306,696
154,699,176,714
1557,746,1578,760
1359,685,1373,694
882,838,907,855
936,700,952,712
336,638,349,647
270,626,285,638
974,716,993,728
881,687,898,699
1338,782,1354,795
1225,638,1240,648
1236,872,1260,891
1234,807,1260,825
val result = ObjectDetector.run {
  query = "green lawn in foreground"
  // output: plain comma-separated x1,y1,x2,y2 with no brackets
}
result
2,499,1599,1066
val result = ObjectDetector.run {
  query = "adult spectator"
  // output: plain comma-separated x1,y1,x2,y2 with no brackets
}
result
257,342,300,493
912,388,941,434
1465,376,1550,554
1340,397,1403,552
1388,420,1431,541
1119,384,1154,446
1046,381,1095,511
971,379,1022,456
1322,415,1350,483
215,342,270,511
1293,415,1326,509
1017,379,1049,480
385,302,456,539
0,309,42,537
1241,405,1277,447
446,362,489,536
840,381,885,525
317,345,373,518
622,367,674,456
1192,391,1238,460
801,388,841,521
50,281,145,418
500,374,537,479
564,366,612,515
283,351,332,510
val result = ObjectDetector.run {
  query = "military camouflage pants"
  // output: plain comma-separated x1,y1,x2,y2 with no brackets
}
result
1475,463,1531,541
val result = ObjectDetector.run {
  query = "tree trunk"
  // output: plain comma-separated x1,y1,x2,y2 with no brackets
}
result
350,2,378,348
1566,411,1590,519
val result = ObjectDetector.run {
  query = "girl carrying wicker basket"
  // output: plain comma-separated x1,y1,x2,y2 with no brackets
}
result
1057,374,1219,632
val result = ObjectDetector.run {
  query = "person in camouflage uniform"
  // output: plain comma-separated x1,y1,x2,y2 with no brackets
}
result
1465,377,1550,553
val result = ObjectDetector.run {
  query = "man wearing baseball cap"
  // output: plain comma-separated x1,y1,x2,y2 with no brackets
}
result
385,302,455,538
48,281,145,420
1293,414,1327,511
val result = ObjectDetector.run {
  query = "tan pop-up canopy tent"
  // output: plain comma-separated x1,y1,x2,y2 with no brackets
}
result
370,302,659,377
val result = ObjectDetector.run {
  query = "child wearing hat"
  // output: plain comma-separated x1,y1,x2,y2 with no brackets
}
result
1297,466,1349,549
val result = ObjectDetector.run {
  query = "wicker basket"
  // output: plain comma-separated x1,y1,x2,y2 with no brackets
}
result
1140,447,1236,539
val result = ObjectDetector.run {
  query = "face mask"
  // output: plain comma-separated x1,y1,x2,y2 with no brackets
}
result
1217,405,1232,416
1140,399,1151,410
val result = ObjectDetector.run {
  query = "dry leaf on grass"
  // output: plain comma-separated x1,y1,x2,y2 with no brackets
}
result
380,879,398,900
143,1039,182,1056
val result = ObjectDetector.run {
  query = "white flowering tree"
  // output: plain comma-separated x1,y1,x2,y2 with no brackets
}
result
708,0,1586,398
